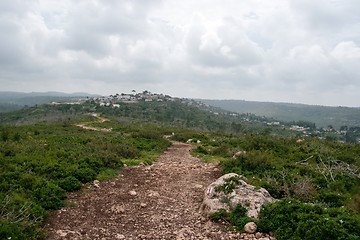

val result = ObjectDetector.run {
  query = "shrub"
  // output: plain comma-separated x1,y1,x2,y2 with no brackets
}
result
99,153,123,168
33,181,66,210
210,209,227,221
227,151,273,173
318,192,346,208
194,146,208,155
117,144,140,159
0,127,10,141
57,176,82,192
209,204,254,231
211,145,230,157
74,167,96,183
260,181,286,199
257,199,360,240
0,221,28,240
290,178,318,202
133,130,162,140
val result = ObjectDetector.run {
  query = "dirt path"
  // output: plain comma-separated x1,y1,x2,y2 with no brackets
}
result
75,114,112,132
45,142,250,240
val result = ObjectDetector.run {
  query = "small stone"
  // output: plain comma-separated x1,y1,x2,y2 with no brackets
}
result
148,190,160,197
255,232,263,239
93,180,100,188
56,230,68,237
115,234,126,239
110,205,125,214
140,203,147,208
129,190,137,196
244,222,257,234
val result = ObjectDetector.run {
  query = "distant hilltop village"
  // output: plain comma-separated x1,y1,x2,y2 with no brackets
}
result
47,90,355,141
96,91,176,106
48,90,176,106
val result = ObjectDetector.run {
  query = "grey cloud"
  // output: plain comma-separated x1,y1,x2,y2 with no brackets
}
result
290,0,360,37
0,0,359,106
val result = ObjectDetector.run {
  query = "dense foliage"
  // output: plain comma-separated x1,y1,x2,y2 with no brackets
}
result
187,132,360,239
257,199,360,240
0,117,170,239
210,204,253,231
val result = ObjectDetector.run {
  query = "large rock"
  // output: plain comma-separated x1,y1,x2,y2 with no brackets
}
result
201,173,276,220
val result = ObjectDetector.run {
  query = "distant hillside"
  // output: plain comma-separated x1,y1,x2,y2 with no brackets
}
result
0,91,99,111
200,99,360,129
0,94,279,135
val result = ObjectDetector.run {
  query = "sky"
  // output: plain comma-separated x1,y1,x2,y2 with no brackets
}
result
0,0,360,107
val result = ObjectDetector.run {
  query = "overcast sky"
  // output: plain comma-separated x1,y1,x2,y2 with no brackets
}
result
1,0,360,106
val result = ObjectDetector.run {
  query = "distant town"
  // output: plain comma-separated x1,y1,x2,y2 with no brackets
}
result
47,90,360,143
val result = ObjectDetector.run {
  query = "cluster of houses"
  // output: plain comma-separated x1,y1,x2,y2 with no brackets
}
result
46,90,357,142
93,91,176,108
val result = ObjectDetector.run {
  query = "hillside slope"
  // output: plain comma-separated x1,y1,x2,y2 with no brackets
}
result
200,99,360,129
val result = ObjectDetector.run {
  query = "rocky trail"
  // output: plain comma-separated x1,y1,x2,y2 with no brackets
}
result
45,141,274,240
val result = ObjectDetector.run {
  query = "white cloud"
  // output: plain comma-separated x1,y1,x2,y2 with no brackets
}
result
0,0,359,106
331,41,360,60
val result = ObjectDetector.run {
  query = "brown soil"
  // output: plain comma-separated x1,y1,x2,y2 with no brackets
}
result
45,142,262,240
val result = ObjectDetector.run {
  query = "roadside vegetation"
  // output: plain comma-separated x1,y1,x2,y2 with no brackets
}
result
0,95,359,239
0,116,170,239
183,131,360,239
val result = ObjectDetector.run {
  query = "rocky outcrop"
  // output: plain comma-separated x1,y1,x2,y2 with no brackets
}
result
201,173,276,220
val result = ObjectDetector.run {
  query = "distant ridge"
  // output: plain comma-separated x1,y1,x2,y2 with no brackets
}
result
0,91,100,111
0,91,100,99
200,99,360,129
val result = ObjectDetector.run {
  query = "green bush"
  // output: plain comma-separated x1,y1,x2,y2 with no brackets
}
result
228,204,253,231
57,176,82,191
257,199,360,240
0,206,45,239
74,167,96,183
194,146,208,155
33,181,66,210
222,151,273,173
210,204,253,231
318,192,346,208
210,209,227,221
211,145,231,157
260,181,286,199
99,153,123,168
117,144,141,159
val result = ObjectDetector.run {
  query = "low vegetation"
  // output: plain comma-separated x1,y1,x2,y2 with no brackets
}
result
1,93,359,239
187,132,360,239
0,116,170,239
210,204,253,231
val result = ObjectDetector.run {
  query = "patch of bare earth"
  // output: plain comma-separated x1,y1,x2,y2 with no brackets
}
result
45,142,259,239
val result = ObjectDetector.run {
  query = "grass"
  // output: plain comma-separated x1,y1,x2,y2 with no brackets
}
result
96,168,120,181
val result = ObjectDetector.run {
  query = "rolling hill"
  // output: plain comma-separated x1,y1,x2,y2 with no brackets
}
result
0,91,100,112
200,99,360,129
